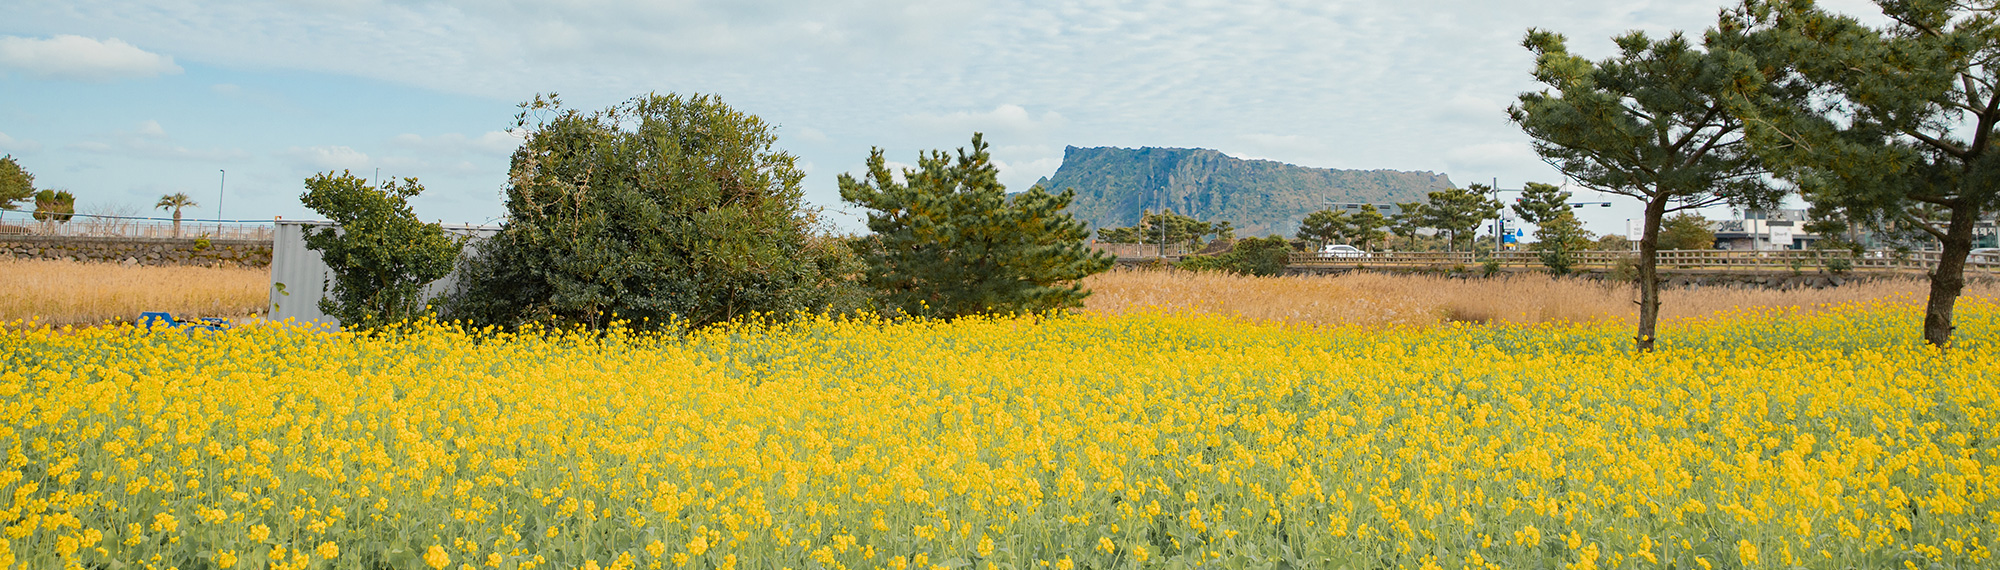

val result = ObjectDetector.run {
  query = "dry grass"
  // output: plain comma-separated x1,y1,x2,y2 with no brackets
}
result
1081,268,2000,327
0,258,268,326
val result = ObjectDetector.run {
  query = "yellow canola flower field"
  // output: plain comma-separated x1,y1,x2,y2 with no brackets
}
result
2,301,1998,570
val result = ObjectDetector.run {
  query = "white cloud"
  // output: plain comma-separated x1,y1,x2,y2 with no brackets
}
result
903,105,1068,137
0,35,180,81
68,120,247,161
389,131,523,157
791,126,830,144
1439,94,1512,126
1444,141,1541,173
0,131,41,153
281,145,371,172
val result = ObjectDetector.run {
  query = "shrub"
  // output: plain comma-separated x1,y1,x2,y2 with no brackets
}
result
299,172,463,330
453,93,841,330
1177,235,1291,277
839,134,1113,319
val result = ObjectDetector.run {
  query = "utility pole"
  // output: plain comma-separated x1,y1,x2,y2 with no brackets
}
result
1492,177,1503,253
217,169,226,221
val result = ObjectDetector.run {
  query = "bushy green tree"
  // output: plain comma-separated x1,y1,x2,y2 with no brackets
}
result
1416,185,1502,252
300,172,463,331
0,155,32,210
1510,27,1785,351
1348,205,1389,250
32,189,74,224
1177,235,1292,277
1094,209,1226,249
840,133,1113,319
1511,182,1572,226
1724,0,2000,348
1531,210,1595,274
456,92,837,330
1295,209,1353,249
1659,212,1716,250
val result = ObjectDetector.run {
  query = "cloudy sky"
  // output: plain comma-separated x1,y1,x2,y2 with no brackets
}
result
0,0,1883,234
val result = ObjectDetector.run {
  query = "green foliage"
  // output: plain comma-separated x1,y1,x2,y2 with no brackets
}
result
1509,25,1782,351
1724,0,2000,348
1659,212,1716,251
0,155,32,210
1295,206,1391,251
1412,184,1502,252
840,133,1114,319
31,189,74,223
299,171,463,331
1037,146,1446,237
155,192,198,237
1594,233,1631,251
1177,235,1292,277
1094,209,1229,248
1295,209,1351,249
1347,204,1389,250
1511,182,1572,226
1532,210,1595,275
455,93,839,331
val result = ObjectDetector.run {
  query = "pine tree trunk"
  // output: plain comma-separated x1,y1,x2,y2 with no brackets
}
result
1923,204,1978,349
1634,196,1669,352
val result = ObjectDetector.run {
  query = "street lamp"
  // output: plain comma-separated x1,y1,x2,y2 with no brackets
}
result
217,170,226,221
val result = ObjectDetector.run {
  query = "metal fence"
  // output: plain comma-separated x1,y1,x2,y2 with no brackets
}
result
1289,249,2000,272
1091,242,1194,258
0,209,274,240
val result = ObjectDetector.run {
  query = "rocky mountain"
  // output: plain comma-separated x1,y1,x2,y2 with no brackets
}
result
1032,146,1453,237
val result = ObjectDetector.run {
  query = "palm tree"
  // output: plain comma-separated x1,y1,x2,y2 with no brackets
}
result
156,193,197,238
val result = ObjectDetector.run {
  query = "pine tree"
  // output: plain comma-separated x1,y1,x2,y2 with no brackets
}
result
1296,209,1354,249
1510,182,1572,227
1725,0,2000,348
840,133,1114,319
1418,185,1502,252
1509,27,1786,351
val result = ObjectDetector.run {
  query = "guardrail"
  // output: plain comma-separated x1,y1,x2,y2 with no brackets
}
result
1289,249,2000,272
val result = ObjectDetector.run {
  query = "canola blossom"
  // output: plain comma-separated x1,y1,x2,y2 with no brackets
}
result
1,301,1997,569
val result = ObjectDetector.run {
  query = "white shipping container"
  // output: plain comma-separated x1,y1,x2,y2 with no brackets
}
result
268,220,502,329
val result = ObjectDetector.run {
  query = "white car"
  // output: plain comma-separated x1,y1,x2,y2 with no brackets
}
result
1317,244,1367,259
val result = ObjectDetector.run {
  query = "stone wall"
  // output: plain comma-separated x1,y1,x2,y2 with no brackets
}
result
0,236,272,267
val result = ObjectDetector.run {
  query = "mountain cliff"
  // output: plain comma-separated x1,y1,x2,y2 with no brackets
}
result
1032,146,1452,237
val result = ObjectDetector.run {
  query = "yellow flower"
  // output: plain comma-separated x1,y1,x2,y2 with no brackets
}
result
151,513,179,533
1738,540,1758,566
426,544,451,569
317,542,339,560
215,550,237,569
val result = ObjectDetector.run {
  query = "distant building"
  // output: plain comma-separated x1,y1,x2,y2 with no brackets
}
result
1713,208,1818,250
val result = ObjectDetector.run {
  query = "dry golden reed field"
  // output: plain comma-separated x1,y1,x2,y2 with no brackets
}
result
4,261,2000,569
1080,268,2000,327
0,258,269,326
